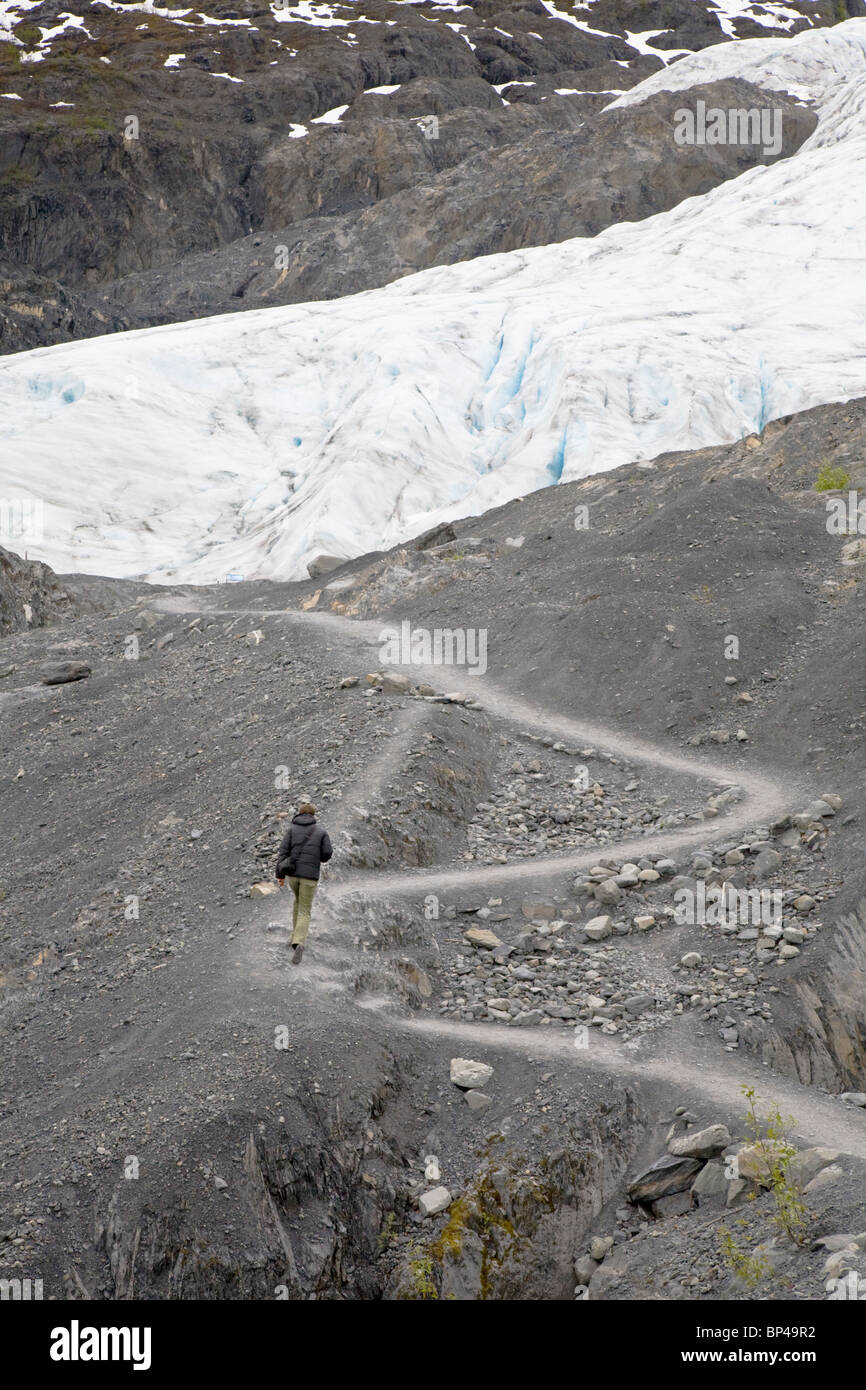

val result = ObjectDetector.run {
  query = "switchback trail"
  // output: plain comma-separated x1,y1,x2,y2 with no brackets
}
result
155,597,866,1158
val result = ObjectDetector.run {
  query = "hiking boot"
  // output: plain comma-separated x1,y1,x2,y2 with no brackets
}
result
291,944,304,965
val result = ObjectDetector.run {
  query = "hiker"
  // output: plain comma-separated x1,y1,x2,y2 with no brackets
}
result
276,803,333,964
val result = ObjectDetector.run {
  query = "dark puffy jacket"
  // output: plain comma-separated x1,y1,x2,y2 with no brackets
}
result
276,813,333,882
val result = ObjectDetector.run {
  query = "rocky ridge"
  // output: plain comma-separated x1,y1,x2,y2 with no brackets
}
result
0,0,852,353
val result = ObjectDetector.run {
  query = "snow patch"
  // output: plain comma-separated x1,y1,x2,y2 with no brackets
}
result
311,103,349,123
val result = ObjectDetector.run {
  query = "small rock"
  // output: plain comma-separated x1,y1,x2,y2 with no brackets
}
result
307,554,345,579
782,926,806,945
650,1191,693,1219
593,878,622,906
788,1147,840,1188
380,671,412,694
804,798,835,819
464,927,502,950
692,1161,728,1199
813,1233,857,1253
735,1144,780,1185
251,882,279,897
583,915,613,941
805,1165,843,1196
419,1187,452,1217
752,849,781,880
726,1178,759,1208
590,1235,614,1262
623,992,655,1016
41,662,92,686
668,1124,731,1160
521,899,555,920
450,1058,494,1090
465,1091,492,1112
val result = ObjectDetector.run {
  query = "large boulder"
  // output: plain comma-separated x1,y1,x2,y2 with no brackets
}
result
306,554,346,579
667,1124,731,1160
627,1154,703,1204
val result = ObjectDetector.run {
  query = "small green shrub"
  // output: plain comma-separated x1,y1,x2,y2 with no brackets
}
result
14,22,41,47
376,1211,397,1251
719,1086,810,1286
742,1086,809,1246
719,1225,771,1289
0,41,21,71
405,1246,438,1300
0,170,34,191
815,459,852,491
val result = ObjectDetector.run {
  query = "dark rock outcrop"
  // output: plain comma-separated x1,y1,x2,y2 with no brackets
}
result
0,0,836,354
0,544,71,635
80,79,817,335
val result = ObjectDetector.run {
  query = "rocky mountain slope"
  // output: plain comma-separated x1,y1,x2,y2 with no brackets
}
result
75,75,816,335
1,0,864,1313
1,392,864,1301
0,543,73,633
3,19,866,584
0,0,862,353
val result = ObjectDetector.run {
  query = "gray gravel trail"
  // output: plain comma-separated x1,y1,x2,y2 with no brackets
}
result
152,598,865,1157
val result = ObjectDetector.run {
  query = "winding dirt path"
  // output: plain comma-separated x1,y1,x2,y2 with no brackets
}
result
156,597,866,1157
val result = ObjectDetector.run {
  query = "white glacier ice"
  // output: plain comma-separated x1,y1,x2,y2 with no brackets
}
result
1,20,866,581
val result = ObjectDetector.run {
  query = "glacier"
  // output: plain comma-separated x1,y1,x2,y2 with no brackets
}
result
1,18,866,582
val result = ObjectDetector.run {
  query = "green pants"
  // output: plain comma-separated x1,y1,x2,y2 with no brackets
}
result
288,876,318,945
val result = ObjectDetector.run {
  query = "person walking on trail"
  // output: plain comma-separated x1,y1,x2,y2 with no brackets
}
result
276,802,333,965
